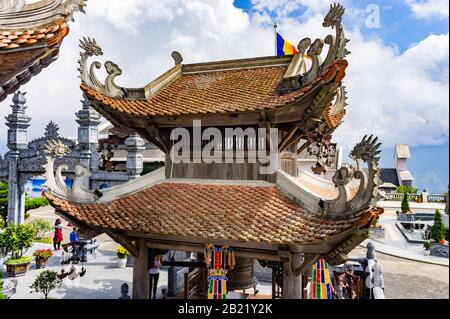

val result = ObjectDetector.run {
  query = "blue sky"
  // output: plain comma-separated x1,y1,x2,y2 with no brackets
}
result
1,0,448,193
234,0,448,51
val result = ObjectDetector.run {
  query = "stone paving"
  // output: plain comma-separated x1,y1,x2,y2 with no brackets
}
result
351,246,449,299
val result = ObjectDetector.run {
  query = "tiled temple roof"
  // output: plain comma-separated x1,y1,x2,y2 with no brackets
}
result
80,58,348,121
46,181,379,246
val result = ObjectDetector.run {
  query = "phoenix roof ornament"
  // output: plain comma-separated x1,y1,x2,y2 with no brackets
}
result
78,37,126,99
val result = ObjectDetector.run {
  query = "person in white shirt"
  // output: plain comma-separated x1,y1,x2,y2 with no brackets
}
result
148,255,162,299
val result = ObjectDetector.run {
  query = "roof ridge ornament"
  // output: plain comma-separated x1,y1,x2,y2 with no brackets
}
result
280,2,350,92
323,135,382,218
43,139,99,203
44,121,60,139
171,51,183,65
78,37,126,99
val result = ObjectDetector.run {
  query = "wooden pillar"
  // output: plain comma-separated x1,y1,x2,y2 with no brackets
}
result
282,252,303,299
196,252,208,296
302,270,309,299
132,239,149,299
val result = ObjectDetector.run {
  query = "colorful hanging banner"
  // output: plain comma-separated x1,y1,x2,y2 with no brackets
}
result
204,244,235,299
311,258,334,299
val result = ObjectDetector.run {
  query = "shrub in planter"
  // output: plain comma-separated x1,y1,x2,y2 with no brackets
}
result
423,241,431,250
33,249,53,268
5,256,33,266
116,246,128,268
5,256,33,276
1,223,35,259
116,246,129,259
431,209,446,244
1,223,35,276
29,270,62,299
401,192,410,214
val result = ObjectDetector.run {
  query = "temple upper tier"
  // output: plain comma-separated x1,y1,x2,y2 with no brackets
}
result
78,2,350,146
0,0,87,102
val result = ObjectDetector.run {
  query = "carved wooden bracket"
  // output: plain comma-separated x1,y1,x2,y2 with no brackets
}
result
107,232,138,257
295,254,320,276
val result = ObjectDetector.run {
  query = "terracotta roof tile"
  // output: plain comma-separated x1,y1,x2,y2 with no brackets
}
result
81,59,347,118
82,68,309,117
46,182,378,245
0,19,68,50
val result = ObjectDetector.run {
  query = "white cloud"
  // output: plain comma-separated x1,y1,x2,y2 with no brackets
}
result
333,31,449,151
406,0,449,20
0,0,448,157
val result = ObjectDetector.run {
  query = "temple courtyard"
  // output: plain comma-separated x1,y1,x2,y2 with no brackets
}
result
1,205,448,300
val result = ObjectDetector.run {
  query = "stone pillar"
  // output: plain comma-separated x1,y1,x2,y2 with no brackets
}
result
132,239,149,299
75,94,101,183
125,134,145,179
7,154,20,225
167,259,177,297
5,92,31,225
17,177,27,224
282,252,303,299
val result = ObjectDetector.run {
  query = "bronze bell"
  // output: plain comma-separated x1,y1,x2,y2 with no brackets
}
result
227,257,258,291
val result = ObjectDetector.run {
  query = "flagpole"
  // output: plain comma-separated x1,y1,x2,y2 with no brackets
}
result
273,22,278,56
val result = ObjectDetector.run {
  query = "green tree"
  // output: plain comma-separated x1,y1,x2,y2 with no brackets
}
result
0,223,35,259
396,185,418,194
28,219,52,240
401,192,410,213
29,270,62,299
431,209,446,242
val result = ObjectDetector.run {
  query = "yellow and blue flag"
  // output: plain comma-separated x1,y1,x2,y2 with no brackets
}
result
276,32,298,56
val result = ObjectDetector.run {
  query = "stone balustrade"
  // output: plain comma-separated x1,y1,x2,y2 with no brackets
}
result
383,192,447,203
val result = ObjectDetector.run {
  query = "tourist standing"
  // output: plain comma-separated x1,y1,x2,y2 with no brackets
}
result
53,218,63,250
149,255,162,299
70,227,79,243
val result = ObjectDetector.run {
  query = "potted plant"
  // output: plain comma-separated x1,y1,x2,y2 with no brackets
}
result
423,241,431,256
116,246,128,268
431,209,446,245
29,270,62,299
1,223,35,277
33,249,53,268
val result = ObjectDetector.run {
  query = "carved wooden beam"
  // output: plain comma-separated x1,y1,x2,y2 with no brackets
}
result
295,253,320,276
259,111,274,154
145,125,170,153
107,231,139,257
296,139,311,155
278,127,298,153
